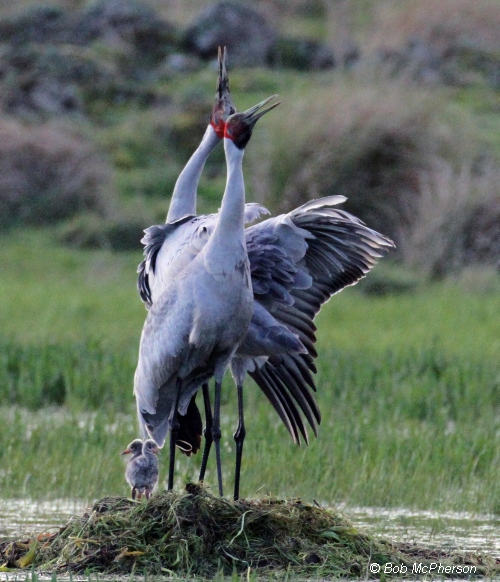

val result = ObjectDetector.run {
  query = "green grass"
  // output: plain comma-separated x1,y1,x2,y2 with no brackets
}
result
0,231,498,514
0,340,134,409
0,229,144,350
1,344,498,511
318,274,500,361
2,231,498,358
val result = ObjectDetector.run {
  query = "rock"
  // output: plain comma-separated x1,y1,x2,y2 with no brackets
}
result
74,0,179,64
271,38,335,70
380,36,500,89
380,38,443,84
1,44,115,115
0,0,180,66
162,53,202,74
184,1,277,66
0,42,164,116
0,0,180,115
0,6,71,45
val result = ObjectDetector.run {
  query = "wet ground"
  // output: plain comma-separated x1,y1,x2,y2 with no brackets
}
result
346,505,500,556
1,498,498,558
0,499,84,541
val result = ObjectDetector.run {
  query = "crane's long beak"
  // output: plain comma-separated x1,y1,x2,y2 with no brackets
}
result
224,94,280,147
211,47,236,137
241,94,281,127
216,46,230,101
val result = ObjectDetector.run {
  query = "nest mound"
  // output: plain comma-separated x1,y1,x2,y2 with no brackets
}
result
1,484,498,578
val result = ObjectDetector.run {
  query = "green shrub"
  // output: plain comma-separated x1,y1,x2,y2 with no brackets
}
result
57,196,160,251
247,75,497,276
0,119,116,228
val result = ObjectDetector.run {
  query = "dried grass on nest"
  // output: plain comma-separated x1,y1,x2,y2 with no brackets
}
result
1,484,498,578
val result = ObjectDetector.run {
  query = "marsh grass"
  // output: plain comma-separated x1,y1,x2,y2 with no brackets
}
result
0,231,500,512
1,487,497,578
0,232,499,510
0,339,133,410
0,341,498,512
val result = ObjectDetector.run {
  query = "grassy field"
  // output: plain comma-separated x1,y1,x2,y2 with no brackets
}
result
0,230,498,513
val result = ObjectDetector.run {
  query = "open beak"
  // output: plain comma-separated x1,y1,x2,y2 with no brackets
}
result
240,94,280,128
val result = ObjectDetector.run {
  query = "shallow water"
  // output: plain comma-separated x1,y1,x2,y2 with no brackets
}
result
0,499,86,541
345,505,500,556
1,498,498,558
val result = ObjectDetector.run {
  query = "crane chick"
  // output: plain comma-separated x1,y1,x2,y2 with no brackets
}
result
121,439,159,500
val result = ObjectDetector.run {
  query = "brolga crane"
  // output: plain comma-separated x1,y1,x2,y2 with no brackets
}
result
137,50,395,499
137,49,320,496
138,47,271,463
134,96,281,496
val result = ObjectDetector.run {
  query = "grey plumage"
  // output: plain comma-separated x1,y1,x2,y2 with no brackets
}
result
135,48,322,464
137,206,269,308
241,196,394,442
134,96,280,496
138,195,395,445
122,439,159,500
133,48,395,500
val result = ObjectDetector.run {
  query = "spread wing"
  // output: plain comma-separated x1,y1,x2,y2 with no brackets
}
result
244,195,395,443
246,195,394,353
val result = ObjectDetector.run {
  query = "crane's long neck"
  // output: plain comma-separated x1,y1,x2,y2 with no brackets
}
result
166,125,220,223
203,139,246,272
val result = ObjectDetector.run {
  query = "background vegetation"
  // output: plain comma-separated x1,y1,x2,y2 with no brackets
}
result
0,0,498,516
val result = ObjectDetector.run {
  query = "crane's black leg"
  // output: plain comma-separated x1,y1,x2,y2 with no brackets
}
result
212,381,224,496
233,381,246,501
199,383,213,482
168,377,182,491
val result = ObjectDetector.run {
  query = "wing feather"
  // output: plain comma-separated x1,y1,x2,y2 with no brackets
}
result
243,196,394,442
